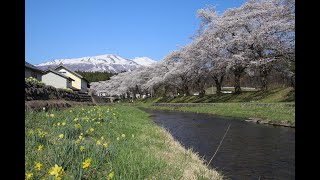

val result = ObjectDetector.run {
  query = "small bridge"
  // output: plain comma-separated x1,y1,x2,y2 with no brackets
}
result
91,95,120,104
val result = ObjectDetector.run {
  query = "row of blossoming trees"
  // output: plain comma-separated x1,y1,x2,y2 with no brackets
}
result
91,0,295,98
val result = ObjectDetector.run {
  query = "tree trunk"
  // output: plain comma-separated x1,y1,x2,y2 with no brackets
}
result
260,76,268,91
213,75,224,95
234,73,242,94
183,84,190,96
215,81,222,95
259,65,271,91
199,89,206,97
132,90,136,100
290,75,295,89
164,85,169,96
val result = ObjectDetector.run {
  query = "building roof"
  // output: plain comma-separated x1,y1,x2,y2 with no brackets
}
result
25,62,44,73
44,69,75,81
54,64,89,83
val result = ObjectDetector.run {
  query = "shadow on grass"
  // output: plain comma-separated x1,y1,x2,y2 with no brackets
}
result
240,88,284,102
280,89,295,102
139,87,295,104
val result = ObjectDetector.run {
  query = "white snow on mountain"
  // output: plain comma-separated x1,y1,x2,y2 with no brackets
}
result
132,57,157,66
36,54,157,73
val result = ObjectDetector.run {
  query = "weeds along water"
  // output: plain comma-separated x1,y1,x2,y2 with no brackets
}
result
25,105,223,180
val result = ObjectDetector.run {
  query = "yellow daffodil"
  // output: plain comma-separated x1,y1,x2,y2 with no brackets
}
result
121,134,125,138
96,140,101,145
35,162,42,171
90,128,94,132
62,122,66,126
75,139,80,144
80,146,85,152
27,130,34,136
74,123,81,128
116,137,120,141
50,114,54,118
49,164,64,178
101,136,104,140
103,143,108,148
82,158,91,169
58,134,64,139
132,134,134,138
37,129,47,138
38,145,43,151
26,172,33,179
73,118,79,121
79,135,83,141
108,171,114,179
57,123,60,126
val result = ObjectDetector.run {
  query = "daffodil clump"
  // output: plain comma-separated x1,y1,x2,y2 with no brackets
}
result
25,106,120,179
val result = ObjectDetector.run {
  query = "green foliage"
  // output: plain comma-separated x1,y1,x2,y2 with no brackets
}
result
75,71,117,83
64,88,73,92
25,77,46,86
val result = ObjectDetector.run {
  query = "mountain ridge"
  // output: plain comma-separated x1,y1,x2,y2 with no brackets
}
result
36,54,157,73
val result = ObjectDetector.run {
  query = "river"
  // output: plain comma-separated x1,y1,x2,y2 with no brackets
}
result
142,108,295,180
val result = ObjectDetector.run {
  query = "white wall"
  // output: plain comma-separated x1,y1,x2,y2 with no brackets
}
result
56,68,81,90
42,72,67,89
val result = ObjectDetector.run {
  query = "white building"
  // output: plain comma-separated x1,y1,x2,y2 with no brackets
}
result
42,69,75,89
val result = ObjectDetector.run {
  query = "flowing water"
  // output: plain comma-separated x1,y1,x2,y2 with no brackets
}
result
142,109,295,180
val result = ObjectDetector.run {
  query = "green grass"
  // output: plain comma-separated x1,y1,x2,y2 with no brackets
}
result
136,87,295,104
25,105,223,179
133,87,295,125
146,103,295,125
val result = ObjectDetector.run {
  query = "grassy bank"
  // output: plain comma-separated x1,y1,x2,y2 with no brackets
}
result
144,103,295,126
25,105,223,179
137,87,295,104
133,87,295,126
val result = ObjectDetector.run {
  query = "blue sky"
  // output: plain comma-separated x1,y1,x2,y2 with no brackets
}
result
26,0,247,65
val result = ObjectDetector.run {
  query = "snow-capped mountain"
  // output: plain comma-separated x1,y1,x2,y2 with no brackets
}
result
36,54,157,73
132,57,157,66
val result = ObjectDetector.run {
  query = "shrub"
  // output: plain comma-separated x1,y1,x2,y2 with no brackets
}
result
64,88,73,92
25,77,46,86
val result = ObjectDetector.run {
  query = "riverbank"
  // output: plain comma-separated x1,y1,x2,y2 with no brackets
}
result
25,105,223,179
138,87,295,104
133,87,295,127
141,103,295,127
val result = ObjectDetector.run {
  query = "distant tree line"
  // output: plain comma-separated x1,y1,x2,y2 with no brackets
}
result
75,71,117,83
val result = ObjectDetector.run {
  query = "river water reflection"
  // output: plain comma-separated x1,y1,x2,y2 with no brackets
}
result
142,108,295,180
